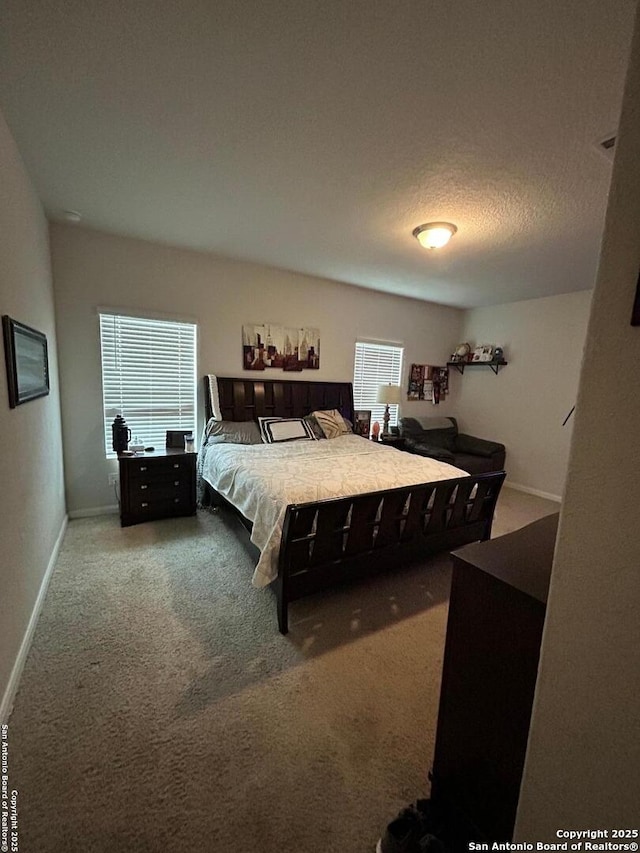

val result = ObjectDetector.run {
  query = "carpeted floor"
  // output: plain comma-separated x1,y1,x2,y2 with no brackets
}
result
8,487,557,853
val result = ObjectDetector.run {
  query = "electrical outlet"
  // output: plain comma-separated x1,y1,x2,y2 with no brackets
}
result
108,473,118,486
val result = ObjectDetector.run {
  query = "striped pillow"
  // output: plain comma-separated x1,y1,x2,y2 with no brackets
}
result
259,417,317,444
303,414,326,439
311,409,352,439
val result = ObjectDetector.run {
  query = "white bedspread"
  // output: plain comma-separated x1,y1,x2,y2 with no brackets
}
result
201,434,468,587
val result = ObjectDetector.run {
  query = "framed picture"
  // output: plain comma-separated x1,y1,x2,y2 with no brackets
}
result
165,429,193,449
408,364,450,400
2,315,50,408
353,409,372,438
407,363,425,400
242,323,320,371
472,344,494,362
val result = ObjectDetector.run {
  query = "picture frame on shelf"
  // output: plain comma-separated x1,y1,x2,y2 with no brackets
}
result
472,344,494,362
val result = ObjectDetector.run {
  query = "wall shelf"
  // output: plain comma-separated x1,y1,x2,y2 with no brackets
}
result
447,360,508,376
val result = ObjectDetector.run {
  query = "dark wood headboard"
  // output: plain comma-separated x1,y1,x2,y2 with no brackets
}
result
204,376,354,424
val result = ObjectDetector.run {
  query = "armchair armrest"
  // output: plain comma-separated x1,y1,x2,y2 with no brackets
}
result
456,433,505,458
404,438,456,462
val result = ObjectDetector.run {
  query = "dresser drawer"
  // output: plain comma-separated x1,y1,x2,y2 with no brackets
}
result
127,457,191,481
129,493,193,515
128,478,191,500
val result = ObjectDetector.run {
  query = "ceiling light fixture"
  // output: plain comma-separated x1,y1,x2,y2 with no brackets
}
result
412,222,457,249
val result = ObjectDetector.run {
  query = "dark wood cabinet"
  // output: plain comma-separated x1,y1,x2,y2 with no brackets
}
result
430,513,558,844
118,448,196,527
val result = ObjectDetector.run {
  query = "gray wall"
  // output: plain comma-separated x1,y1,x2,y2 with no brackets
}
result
516,6,640,836
50,223,594,514
0,110,66,718
50,224,465,514
457,291,592,500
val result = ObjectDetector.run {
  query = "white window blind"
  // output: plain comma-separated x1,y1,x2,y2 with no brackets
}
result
353,341,403,428
99,313,197,457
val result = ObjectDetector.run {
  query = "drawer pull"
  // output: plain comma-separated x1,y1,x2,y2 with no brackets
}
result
141,502,149,508
174,480,180,486
173,463,180,469
174,498,180,503
139,466,147,472
140,484,148,490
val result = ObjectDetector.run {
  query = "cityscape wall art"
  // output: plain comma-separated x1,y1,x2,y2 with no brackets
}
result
242,324,320,371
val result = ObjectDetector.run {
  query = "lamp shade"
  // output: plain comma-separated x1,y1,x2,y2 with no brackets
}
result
412,222,457,249
376,384,402,405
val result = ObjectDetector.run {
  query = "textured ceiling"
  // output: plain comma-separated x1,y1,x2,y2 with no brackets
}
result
0,0,635,307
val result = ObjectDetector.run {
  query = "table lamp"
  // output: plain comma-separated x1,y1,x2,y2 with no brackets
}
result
376,384,402,436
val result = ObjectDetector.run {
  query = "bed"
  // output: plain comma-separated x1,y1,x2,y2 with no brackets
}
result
200,375,505,633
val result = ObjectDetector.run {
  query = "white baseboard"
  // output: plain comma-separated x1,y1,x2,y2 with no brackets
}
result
0,514,68,724
506,481,562,503
68,504,118,519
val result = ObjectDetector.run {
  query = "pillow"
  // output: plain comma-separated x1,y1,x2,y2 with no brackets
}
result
311,409,352,439
205,418,262,445
414,416,455,432
303,414,326,440
258,417,317,444
399,417,457,451
206,374,222,420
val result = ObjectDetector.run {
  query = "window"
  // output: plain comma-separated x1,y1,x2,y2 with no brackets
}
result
99,313,197,457
353,341,403,428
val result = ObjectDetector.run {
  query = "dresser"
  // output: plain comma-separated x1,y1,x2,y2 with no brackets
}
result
118,448,197,527
430,512,559,844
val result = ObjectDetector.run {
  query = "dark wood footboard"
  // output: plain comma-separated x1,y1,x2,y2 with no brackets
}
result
201,374,506,633
274,471,506,633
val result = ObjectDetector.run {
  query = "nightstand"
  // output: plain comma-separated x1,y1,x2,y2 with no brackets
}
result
379,435,406,450
118,448,197,527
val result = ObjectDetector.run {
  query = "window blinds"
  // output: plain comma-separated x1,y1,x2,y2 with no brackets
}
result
99,313,197,456
353,341,403,427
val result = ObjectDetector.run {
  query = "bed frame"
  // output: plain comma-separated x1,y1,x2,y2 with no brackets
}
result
202,376,505,633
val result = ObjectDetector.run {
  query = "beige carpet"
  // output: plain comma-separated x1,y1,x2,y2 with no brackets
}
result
8,487,557,853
